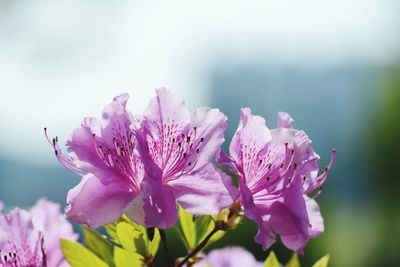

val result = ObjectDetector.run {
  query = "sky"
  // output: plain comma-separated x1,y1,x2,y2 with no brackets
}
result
0,0,398,163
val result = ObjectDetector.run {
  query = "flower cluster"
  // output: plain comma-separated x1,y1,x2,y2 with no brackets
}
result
0,87,332,267
46,88,334,255
0,199,77,267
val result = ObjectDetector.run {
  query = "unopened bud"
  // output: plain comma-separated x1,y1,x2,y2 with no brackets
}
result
214,201,243,230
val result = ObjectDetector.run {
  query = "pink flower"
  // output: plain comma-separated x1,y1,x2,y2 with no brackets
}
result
194,247,263,267
30,199,78,267
46,94,145,228
0,199,77,267
48,89,237,229
217,109,335,253
135,88,238,228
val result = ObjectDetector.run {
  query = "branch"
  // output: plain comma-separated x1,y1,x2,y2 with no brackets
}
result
176,226,220,267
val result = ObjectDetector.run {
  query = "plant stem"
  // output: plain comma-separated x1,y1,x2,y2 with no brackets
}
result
176,226,220,267
159,229,174,267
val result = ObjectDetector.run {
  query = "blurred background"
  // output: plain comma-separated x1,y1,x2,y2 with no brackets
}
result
1,1,399,266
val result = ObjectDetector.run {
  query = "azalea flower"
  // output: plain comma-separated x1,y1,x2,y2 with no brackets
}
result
194,247,263,267
135,88,238,228
48,89,237,229
30,199,78,267
46,94,145,228
0,199,77,267
217,108,335,253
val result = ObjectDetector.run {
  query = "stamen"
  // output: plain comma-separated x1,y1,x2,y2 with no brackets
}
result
305,148,336,194
44,127,53,146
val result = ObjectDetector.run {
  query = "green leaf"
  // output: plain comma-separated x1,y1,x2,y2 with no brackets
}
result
175,206,224,251
105,223,119,243
114,247,144,267
61,238,109,267
286,254,301,267
195,215,213,244
264,251,280,267
312,254,330,267
117,222,147,254
115,219,160,258
147,228,160,257
120,215,160,252
83,226,115,267
176,206,197,249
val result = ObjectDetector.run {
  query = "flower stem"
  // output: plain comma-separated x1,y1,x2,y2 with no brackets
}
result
159,229,174,267
176,226,220,267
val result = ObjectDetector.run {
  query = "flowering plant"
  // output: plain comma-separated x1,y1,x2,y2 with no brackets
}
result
1,88,334,267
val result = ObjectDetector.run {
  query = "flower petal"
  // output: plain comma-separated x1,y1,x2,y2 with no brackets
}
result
65,174,137,228
124,192,146,226
238,176,276,250
66,118,120,184
98,93,133,148
141,177,178,228
137,87,191,179
277,112,294,128
305,196,324,238
30,199,78,267
169,163,238,215
216,148,239,175
0,209,45,266
267,186,311,253
195,247,263,267
188,107,227,172
230,108,272,166
66,94,136,185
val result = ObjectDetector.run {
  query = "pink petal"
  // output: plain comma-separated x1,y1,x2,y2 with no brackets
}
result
263,186,310,253
216,148,239,175
66,93,137,185
169,163,238,215
0,209,45,266
229,108,272,182
195,247,263,267
238,176,276,250
188,107,227,172
66,119,120,184
30,199,78,267
143,88,191,133
66,174,137,228
98,93,133,148
277,112,294,128
138,87,191,178
141,177,178,229
305,197,324,238
124,192,146,226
